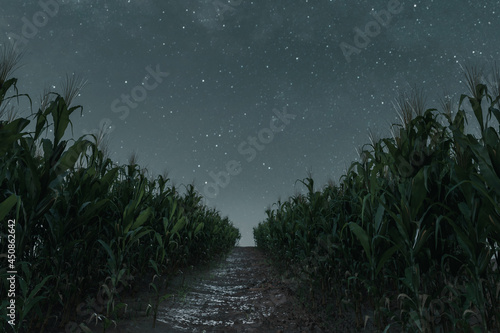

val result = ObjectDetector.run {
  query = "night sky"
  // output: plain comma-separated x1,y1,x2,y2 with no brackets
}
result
2,0,499,245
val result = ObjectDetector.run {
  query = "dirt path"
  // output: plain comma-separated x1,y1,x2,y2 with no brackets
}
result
100,247,326,333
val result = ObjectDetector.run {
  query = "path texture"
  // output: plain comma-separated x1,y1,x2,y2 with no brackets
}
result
104,247,328,333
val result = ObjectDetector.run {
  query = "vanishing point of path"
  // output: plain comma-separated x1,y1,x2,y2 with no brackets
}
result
104,247,326,333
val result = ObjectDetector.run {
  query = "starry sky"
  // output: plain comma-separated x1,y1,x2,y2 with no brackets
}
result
2,0,499,245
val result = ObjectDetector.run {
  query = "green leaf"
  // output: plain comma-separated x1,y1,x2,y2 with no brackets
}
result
171,217,187,235
374,202,385,234
194,222,204,235
348,222,371,265
100,167,119,189
18,275,52,324
0,78,18,103
169,198,178,221
0,193,19,221
0,117,30,154
149,259,159,274
78,198,108,218
125,227,151,247
490,106,500,125
49,96,82,145
413,227,431,254
42,138,53,161
136,180,146,205
126,206,152,233
55,138,92,174
154,231,163,247
98,240,116,268
159,293,173,303
449,220,475,261
410,168,426,217
375,245,398,276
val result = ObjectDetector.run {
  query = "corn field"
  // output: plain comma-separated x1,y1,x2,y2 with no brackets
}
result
254,65,500,332
0,45,240,332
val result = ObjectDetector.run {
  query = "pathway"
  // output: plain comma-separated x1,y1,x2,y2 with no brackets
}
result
102,247,325,332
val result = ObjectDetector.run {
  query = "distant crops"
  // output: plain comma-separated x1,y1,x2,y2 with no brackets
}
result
254,65,500,331
0,45,240,332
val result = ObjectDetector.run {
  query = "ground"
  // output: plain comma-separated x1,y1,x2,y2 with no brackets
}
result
73,247,338,333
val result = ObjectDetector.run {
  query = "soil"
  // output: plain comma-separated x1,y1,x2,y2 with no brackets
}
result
74,247,336,333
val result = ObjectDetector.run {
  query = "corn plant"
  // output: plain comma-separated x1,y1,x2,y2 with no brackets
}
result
0,45,240,332
255,64,500,332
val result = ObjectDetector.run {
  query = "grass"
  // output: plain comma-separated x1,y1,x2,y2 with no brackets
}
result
254,64,500,332
0,46,240,332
